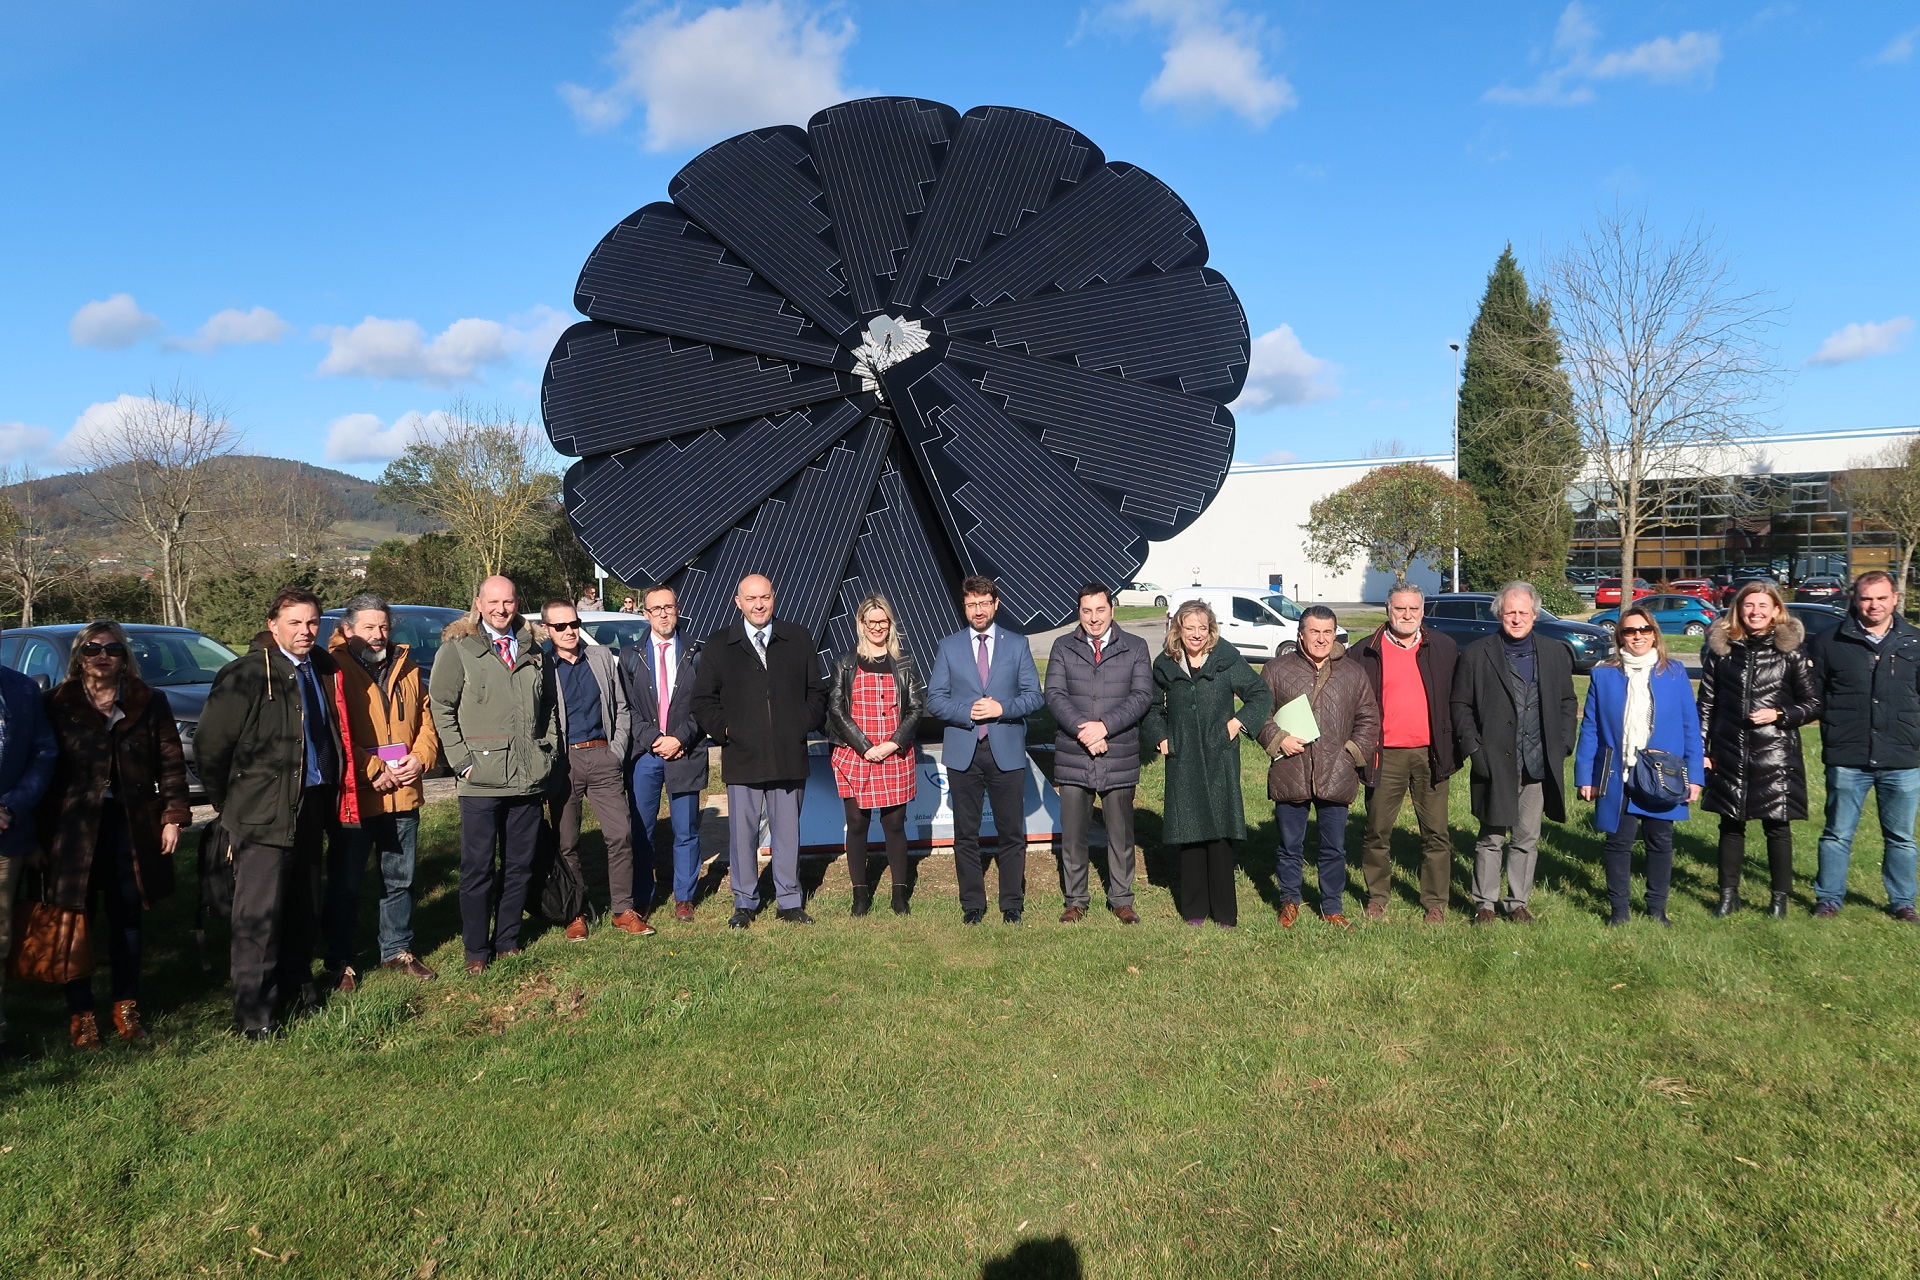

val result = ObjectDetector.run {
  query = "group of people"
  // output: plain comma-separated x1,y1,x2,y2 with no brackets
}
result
1,566,1915,1049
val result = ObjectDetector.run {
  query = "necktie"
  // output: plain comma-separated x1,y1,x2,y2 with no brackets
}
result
494,636,513,668
657,641,672,731
975,632,991,740
1093,634,1104,664
753,628,769,667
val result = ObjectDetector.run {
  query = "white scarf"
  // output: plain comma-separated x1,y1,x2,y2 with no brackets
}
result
1620,648,1658,766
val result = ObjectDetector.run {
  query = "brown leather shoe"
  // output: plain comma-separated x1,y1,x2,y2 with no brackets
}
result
673,900,695,923
1323,912,1353,931
1112,905,1140,925
381,953,438,980
1278,901,1300,928
464,959,489,976
70,1012,103,1050
1473,907,1497,924
1507,906,1536,924
110,1000,148,1043
610,910,658,936
1059,905,1087,923
1424,907,1446,925
1364,902,1386,921
564,916,589,941
329,966,359,994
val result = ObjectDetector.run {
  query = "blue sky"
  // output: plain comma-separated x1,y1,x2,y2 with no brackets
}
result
1,0,1914,479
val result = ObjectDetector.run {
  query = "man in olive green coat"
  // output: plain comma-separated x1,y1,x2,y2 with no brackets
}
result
429,575,561,974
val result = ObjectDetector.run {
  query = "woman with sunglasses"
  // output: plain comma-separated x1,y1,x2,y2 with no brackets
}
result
1574,603,1704,926
1697,580,1820,918
37,622,190,1047
824,594,926,915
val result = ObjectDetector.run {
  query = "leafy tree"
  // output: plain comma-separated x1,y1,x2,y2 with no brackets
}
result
31,571,164,627
1840,438,1920,602
1457,245,1581,590
193,562,360,649
365,534,472,610
1304,463,1489,586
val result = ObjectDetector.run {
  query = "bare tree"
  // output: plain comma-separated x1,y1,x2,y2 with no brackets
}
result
208,460,344,570
0,465,87,626
68,384,238,627
377,399,561,585
1839,437,1920,600
1542,211,1783,584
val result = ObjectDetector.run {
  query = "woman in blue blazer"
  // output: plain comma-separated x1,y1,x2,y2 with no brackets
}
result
1575,604,1704,926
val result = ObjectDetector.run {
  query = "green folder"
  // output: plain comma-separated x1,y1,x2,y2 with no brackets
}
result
1275,694,1320,743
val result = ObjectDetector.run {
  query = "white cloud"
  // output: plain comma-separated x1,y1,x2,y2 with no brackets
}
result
1873,27,1918,65
1806,317,1914,367
315,307,565,386
1485,3,1721,106
324,410,454,464
69,293,163,350
0,420,55,462
561,1,856,152
50,395,158,466
165,306,291,353
1115,0,1294,126
1232,325,1337,412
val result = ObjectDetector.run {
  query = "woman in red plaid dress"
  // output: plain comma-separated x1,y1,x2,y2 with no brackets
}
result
825,594,927,915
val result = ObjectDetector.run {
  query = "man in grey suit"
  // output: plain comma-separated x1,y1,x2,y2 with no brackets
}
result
927,575,1046,924
542,598,648,939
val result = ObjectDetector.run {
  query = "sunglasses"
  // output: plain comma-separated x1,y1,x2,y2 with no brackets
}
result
1618,625,1656,637
80,642,128,657
547,620,581,631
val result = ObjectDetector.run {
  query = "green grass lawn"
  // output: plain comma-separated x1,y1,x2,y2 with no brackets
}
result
5,725,1919,1278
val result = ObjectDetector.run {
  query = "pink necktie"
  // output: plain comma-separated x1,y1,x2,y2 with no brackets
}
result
975,632,990,740
494,636,512,667
657,640,672,732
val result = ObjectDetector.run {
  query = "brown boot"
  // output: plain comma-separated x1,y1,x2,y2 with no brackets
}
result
111,1000,149,1043
70,1012,103,1050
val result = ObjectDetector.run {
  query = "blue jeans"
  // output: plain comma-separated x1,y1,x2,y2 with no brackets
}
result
1815,766,1920,911
323,810,421,968
1275,800,1350,914
631,753,703,907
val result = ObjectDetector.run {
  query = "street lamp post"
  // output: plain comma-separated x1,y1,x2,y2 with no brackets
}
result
1449,341,1462,593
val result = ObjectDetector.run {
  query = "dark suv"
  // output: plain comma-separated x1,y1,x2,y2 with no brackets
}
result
315,604,466,675
1421,594,1614,672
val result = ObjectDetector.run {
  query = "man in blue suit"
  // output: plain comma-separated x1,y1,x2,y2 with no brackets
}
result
927,576,1045,924
1,655,60,1059
619,582,709,922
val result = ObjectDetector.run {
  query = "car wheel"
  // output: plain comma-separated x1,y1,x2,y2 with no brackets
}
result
1153,595,1167,609
1277,641,1297,657
1684,621,1706,637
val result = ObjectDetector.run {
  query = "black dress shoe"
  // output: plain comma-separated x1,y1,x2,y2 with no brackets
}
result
1768,892,1790,920
1650,912,1673,928
777,907,815,925
850,887,873,918
242,1026,282,1042
962,908,985,926
728,908,755,930
891,885,911,915
1714,888,1740,917
1604,914,1629,927
1002,909,1023,924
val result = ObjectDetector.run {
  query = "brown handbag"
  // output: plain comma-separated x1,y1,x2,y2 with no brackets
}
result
8,871,94,984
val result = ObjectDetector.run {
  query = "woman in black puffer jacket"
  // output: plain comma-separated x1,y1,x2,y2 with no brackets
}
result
1697,580,1821,918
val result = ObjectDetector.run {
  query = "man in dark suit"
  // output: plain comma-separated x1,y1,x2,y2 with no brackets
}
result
927,575,1046,924
690,573,828,929
620,582,710,923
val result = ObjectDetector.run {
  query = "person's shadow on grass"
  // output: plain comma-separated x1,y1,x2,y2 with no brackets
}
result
981,1235,1083,1279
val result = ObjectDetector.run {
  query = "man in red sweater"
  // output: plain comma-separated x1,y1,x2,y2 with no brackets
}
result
1351,584,1462,922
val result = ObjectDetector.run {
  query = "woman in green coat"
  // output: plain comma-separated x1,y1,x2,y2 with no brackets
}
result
1141,600,1274,927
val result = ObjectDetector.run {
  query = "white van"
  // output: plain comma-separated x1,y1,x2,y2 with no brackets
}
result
1162,588,1350,662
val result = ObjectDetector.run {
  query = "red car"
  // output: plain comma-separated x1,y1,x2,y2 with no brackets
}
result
1594,577,1654,607
1668,578,1720,605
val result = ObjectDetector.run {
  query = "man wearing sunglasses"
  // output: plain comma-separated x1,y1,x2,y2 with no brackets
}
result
541,599,647,940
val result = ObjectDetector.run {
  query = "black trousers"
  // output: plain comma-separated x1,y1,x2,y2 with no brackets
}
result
1177,840,1238,926
949,750,1026,913
458,794,544,962
66,803,141,1014
230,787,332,1032
1718,816,1794,893
843,797,908,889
1602,814,1674,920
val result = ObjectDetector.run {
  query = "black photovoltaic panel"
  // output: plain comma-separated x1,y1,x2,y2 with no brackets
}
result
935,268,1249,401
542,322,859,457
922,164,1206,316
809,98,957,317
669,127,860,343
889,106,1100,313
574,203,851,370
561,395,872,585
549,97,1244,637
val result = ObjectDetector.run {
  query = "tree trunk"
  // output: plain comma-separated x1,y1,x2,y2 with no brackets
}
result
1899,541,1915,608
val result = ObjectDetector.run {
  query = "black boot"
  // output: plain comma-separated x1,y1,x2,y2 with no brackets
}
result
1769,891,1789,920
891,885,910,915
851,886,873,918
1714,887,1740,918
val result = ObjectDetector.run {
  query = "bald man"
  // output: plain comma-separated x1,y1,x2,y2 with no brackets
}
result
690,574,829,928
429,575,562,973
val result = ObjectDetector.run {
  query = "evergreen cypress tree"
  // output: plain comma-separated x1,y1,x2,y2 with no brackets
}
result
1456,245,1581,591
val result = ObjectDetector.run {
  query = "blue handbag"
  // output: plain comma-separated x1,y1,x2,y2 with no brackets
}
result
1624,676,1688,806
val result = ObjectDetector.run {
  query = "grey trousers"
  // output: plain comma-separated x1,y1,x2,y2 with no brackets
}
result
553,743,636,914
727,783,804,911
1058,785,1137,910
1472,780,1545,911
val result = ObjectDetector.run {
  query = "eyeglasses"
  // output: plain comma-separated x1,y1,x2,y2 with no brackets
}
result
644,604,677,614
547,620,581,631
79,642,128,657
1618,625,1656,636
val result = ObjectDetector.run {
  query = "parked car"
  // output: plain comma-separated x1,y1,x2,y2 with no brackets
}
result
1420,594,1614,672
1593,577,1654,607
1587,593,1720,638
1115,581,1172,609
0,623,240,798
522,610,652,656
1164,587,1348,661
1787,601,1848,642
1566,570,1603,600
1793,575,1848,605
316,604,467,675
1667,578,1720,604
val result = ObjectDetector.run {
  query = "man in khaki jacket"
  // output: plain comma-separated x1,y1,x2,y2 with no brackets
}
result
322,595,441,988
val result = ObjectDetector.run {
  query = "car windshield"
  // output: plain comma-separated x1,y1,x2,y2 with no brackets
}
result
389,609,464,664
128,631,239,686
1263,595,1302,622
585,618,652,654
